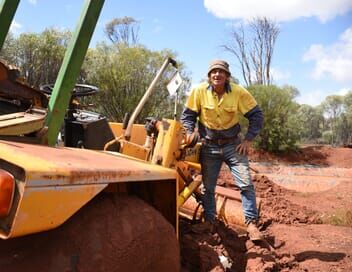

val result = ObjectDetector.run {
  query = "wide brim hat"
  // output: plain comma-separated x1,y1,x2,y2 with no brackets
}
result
207,60,231,76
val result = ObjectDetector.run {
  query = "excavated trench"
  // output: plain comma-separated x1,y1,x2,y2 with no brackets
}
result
250,162,352,192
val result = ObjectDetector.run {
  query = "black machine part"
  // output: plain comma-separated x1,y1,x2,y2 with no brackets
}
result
64,110,119,151
39,84,99,98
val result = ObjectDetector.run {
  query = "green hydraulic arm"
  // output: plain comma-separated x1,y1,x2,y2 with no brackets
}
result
0,0,20,51
42,0,105,146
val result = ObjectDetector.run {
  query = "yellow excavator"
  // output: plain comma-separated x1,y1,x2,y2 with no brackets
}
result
0,1,255,270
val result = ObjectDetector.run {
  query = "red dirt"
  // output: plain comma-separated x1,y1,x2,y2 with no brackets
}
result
180,145,352,271
249,145,352,168
0,145,350,271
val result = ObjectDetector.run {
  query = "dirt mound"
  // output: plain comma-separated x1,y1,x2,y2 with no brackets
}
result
253,175,320,225
180,145,352,271
218,166,320,225
249,145,352,168
180,173,322,271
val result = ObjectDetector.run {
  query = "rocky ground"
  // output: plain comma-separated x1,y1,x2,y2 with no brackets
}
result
180,145,352,271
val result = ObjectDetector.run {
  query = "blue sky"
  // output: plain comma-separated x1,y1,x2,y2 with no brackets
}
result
9,0,352,106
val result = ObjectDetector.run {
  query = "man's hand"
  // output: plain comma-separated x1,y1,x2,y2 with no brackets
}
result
183,131,200,147
236,139,252,155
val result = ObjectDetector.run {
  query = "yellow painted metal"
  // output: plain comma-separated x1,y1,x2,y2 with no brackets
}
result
109,122,146,145
183,161,201,171
119,140,151,160
152,119,183,168
177,177,202,207
0,110,46,135
0,140,178,238
183,142,202,163
0,141,176,187
2,184,106,239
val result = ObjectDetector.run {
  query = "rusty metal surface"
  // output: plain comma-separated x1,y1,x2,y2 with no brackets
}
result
0,60,48,109
0,109,45,135
0,140,176,187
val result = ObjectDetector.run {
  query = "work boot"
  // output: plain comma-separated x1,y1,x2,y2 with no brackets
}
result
191,221,215,234
246,221,263,241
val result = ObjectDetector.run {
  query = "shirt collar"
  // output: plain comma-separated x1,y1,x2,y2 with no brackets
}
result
207,82,232,93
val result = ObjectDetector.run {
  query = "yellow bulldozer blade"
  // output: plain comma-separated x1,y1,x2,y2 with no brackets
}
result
0,140,177,239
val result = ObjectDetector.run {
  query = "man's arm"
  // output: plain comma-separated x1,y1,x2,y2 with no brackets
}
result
244,105,263,141
236,105,263,155
180,107,198,134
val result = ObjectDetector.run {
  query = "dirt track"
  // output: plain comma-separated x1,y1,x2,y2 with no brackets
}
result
180,145,352,271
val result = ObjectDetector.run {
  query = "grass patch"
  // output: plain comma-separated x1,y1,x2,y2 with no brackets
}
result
322,210,352,227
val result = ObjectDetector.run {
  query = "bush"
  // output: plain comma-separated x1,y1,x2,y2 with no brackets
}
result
247,85,301,152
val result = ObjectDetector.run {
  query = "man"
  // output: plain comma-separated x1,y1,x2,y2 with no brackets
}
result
180,60,263,240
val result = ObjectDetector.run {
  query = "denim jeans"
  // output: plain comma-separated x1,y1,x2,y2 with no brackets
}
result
200,140,258,224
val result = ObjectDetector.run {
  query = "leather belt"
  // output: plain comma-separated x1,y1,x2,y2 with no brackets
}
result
204,137,238,145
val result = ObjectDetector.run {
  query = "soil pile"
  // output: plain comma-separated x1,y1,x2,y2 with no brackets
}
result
249,145,351,168
180,145,352,271
253,175,320,225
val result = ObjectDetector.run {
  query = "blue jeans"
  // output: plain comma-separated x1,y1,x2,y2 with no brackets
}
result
200,140,258,224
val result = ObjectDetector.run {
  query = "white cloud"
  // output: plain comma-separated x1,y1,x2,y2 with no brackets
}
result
303,27,352,82
28,0,37,5
10,20,22,35
203,0,352,22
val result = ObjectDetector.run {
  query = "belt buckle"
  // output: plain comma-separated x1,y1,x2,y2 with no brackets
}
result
217,139,225,145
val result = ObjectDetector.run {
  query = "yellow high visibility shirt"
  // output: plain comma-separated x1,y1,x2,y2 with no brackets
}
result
185,82,257,130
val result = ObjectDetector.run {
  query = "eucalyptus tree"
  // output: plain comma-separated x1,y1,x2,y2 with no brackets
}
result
296,104,324,143
340,91,352,145
0,28,71,88
83,43,190,122
104,17,140,46
222,17,279,86
247,84,300,152
322,95,344,145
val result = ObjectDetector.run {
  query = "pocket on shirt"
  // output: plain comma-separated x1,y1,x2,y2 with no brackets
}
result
203,105,216,123
223,106,237,125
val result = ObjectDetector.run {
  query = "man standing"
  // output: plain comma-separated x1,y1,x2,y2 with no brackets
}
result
181,60,263,240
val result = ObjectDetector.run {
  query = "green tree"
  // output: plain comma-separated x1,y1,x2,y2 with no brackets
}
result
0,32,18,64
247,84,301,152
1,28,71,88
340,90,352,145
296,104,324,143
321,95,343,145
83,43,190,122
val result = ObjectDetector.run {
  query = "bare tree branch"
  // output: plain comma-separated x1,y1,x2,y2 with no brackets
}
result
222,17,279,86
104,17,140,46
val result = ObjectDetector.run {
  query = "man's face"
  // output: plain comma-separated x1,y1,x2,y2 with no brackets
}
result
209,68,229,89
